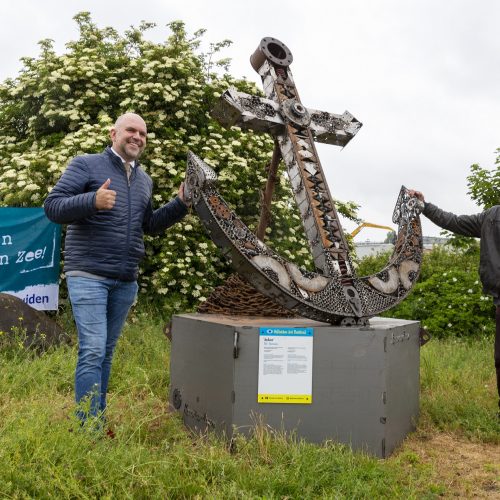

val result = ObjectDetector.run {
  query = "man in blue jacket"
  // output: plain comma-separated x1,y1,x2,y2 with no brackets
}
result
408,189,500,416
44,113,188,428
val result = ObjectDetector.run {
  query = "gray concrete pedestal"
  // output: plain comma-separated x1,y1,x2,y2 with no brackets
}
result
169,314,420,457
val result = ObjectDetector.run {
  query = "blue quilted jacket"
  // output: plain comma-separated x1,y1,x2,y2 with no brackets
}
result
44,147,187,281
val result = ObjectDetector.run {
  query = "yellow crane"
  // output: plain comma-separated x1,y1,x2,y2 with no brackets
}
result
350,222,394,238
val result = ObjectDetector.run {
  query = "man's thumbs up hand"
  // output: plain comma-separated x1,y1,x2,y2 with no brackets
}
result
95,178,117,210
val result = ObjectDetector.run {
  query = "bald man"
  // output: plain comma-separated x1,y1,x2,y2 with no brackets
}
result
44,113,187,430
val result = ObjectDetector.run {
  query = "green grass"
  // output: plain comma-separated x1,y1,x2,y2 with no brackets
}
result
420,336,499,442
0,309,498,498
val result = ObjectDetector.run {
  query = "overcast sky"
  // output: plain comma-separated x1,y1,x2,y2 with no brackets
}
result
1,0,499,240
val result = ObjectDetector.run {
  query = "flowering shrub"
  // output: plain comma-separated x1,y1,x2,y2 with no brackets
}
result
357,245,496,338
0,13,358,314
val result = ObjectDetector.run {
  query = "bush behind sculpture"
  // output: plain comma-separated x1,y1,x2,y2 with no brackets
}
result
357,245,496,338
0,13,359,314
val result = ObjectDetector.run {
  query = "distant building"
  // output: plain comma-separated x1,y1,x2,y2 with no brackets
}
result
355,236,448,259
422,236,448,246
355,242,393,259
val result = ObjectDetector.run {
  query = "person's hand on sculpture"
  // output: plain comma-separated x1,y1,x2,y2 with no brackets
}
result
178,182,185,203
407,189,425,202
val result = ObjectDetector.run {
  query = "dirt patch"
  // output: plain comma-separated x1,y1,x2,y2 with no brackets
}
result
405,431,500,498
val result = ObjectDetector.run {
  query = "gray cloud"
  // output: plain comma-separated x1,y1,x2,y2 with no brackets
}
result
1,0,499,240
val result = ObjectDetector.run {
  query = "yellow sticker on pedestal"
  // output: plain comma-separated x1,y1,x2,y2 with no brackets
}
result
258,394,312,404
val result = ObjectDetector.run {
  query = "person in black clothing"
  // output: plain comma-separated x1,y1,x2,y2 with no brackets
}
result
408,189,500,414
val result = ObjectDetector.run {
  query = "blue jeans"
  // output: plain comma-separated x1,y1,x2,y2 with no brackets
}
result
67,276,138,422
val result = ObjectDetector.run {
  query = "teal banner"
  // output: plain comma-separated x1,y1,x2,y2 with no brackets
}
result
0,208,61,310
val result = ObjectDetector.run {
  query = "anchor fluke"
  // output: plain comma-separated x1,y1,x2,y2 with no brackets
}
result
185,152,423,325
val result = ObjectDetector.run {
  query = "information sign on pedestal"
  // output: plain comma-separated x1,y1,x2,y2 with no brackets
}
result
258,327,313,404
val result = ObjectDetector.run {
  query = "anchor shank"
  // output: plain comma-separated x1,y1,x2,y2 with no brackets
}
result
257,60,354,278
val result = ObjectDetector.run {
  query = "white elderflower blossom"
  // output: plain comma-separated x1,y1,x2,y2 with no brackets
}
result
3,169,17,178
17,159,31,167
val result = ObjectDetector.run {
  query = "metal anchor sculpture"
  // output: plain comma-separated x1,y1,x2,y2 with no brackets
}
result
184,37,423,325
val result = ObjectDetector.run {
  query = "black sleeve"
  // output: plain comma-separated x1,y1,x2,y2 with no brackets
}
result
423,202,484,238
